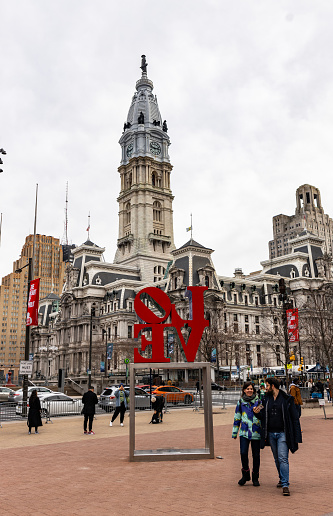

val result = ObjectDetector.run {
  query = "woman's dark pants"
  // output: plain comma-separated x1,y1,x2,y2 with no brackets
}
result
240,436,260,474
111,402,126,424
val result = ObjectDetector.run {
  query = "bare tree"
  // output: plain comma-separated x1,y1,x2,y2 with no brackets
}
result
299,283,333,385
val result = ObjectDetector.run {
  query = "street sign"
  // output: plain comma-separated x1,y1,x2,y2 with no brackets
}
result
29,353,34,361
19,360,33,375
124,358,130,364
287,364,292,370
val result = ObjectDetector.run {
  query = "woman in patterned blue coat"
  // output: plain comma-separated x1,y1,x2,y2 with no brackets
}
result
232,381,262,486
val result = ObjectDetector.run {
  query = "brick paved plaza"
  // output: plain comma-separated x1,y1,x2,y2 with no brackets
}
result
1,405,333,516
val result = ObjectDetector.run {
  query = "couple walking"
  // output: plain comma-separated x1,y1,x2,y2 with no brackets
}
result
232,377,302,496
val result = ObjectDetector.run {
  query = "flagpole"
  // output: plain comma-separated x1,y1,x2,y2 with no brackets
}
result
0,212,2,248
190,213,193,240
31,184,38,280
87,212,91,240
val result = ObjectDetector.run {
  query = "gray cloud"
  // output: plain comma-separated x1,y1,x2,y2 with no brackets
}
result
1,1,333,280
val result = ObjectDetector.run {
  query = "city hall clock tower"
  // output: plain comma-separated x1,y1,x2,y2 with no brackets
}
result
114,56,175,283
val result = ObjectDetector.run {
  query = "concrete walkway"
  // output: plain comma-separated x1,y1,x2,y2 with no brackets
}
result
1,405,332,515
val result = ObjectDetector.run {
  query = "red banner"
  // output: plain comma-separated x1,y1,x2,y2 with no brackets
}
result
286,308,299,342
26,278,40,326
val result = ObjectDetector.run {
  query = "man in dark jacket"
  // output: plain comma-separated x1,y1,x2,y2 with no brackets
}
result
82,386,98,434
254,377,302,497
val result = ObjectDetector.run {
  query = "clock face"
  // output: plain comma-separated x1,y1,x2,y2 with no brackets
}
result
126,143,133,157
150,141,161,156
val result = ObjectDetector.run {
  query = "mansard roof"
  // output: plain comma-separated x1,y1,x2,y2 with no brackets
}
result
83,240,102,248
176,239,212,251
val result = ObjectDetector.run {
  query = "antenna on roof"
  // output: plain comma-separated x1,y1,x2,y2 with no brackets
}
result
61,182,69,246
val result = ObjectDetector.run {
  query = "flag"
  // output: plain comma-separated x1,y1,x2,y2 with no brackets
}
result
186,226,192,232
26,278,40,326
86,225,90,232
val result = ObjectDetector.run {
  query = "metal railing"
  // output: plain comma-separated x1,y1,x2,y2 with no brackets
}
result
0,401,52,427
66,377,84,395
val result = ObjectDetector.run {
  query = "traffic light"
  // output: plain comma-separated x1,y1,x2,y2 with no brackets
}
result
300,356,304,365
278,278,286,294
289,354,295,361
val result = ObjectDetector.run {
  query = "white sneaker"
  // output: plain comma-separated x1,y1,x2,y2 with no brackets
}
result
120,423,124,427
109,421,113,427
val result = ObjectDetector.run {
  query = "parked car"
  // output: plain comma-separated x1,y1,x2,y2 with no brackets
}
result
0,386,16,403
16,393,83,417
136,384,158,393
98,386,151,412
152,386,193,404
210,382,227,391
8,386,54,403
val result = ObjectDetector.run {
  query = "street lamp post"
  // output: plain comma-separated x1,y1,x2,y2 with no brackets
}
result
278,278,293,390
88,303,96,389
15,257,33,413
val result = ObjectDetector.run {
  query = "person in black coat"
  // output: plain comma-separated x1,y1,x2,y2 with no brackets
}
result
82,386,98,434
253,377,302,497
27,389,43,434
150,395,165,423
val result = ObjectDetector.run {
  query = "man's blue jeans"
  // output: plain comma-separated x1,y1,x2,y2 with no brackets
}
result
269,432,289,487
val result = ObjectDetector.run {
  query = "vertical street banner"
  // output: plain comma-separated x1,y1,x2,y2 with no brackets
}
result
107,343,113,360
286,308,299,342
26,278,40,326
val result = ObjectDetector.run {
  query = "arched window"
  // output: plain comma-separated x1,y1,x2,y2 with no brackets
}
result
153,201,162,222
152,173,156,186
205,276,209,287
125,202,131,225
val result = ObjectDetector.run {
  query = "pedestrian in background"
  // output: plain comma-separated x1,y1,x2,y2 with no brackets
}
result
82,386,98,435
110,384,129,427
259,382,266,401
254,377,302,496
150,395,165,424
232,381,262,487
324,381,331,401
27,389,43,434
289,378,303,418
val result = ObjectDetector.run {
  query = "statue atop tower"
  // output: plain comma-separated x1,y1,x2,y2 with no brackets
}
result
140,55,148,75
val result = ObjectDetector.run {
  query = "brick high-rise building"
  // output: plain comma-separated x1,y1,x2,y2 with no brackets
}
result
0,234,66,382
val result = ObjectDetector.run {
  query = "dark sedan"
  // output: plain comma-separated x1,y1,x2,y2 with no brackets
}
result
211,382,227,391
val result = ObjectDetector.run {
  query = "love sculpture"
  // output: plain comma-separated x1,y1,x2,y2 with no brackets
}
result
133,286,209,363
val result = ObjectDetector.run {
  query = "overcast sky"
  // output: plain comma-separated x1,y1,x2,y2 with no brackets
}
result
1,1,333,281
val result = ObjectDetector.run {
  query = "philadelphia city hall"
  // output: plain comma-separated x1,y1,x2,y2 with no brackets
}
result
31,57,333,390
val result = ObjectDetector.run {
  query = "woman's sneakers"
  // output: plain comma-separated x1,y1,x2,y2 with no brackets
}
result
109,421,113,427
238,469,251,486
